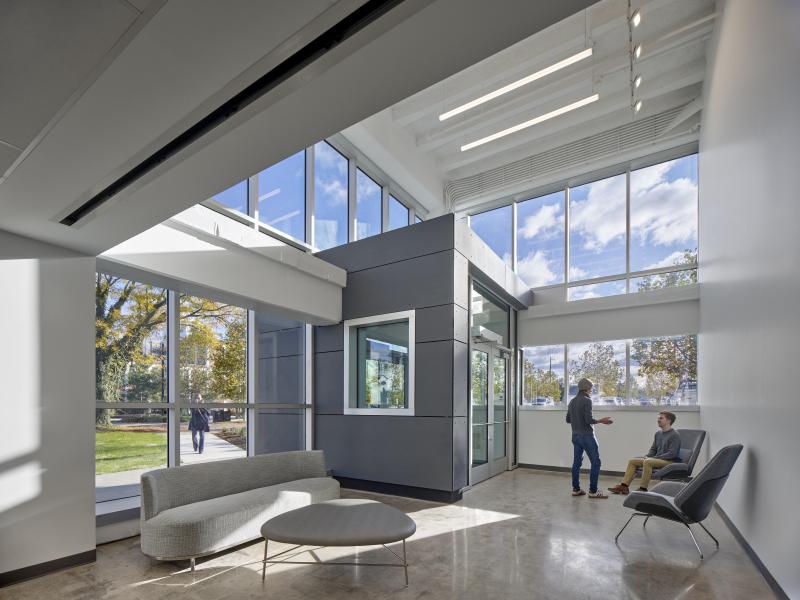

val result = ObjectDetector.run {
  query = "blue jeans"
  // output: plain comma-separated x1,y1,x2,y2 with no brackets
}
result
192,429,205,453
572,433,601,493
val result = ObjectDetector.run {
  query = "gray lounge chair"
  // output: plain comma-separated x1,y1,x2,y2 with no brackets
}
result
615,444,743,559
636,428,706,482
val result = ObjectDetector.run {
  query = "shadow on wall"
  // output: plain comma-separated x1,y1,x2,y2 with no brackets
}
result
741,447,759,531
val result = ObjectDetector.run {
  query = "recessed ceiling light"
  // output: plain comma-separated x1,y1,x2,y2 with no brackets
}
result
631,10,641,27
634,100,643,112
634,75,642,88
634,44,642,59
460,94,600,152
439,48,593,121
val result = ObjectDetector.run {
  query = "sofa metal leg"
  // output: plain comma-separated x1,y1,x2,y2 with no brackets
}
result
697,521,720,547
685,524,704,559
642,515,650,528
190,557,195,572
262,539,268,582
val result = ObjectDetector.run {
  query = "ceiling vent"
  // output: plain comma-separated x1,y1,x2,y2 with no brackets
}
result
446,105,689,207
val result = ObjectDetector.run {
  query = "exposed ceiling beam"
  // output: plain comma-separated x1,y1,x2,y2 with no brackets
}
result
658,96,703,137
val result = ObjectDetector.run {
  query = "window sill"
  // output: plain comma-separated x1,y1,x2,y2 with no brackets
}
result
519,404,700,412
343,408,415,416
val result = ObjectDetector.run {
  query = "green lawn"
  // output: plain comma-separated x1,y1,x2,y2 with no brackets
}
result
95,429,167,475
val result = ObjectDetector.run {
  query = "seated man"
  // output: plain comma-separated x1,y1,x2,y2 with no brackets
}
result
608,411,681,494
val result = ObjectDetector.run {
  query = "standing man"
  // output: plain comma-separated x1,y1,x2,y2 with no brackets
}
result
188,393,211,454
567,378,613,498
608,411,681,494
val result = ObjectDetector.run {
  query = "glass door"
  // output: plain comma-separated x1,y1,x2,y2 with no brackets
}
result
471,343,509,484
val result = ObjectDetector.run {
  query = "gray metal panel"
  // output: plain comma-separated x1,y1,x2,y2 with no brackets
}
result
255,409,305,454
316,415,455,491
416,304,456,344
342,250,455,320
453,340,468,418
453,250,469,311
415,341,454,417
258,355,304,404
314,323,343,353
315,215,455,273
314,351,343,415
454,303,469,344
258,326,303,359
452,416,468,490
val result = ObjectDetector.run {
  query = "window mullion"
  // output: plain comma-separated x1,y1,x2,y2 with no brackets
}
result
168,290,180,467
305,145,315,248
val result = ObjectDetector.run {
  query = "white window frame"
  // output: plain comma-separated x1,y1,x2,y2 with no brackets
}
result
343,310,415,416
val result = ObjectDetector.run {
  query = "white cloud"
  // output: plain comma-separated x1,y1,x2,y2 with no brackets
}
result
569,175,627,251
645,250,692,270
314,141,347,176
517,251,558,287
631,177,697,247
316,176,348,206
520,203,561,240
568,265,588,280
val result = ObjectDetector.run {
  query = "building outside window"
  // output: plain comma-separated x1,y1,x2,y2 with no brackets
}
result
520,334,697,407
468,153,699,300
344,311,415,415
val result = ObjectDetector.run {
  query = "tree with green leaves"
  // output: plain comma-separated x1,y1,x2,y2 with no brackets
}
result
636,249,698,291
522,358,563,404
210,318,247,402
631,336,697,403
569,342,624,398
95,274,243,424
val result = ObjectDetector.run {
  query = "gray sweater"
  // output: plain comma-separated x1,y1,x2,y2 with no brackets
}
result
647,429,681,461
566,392,596,435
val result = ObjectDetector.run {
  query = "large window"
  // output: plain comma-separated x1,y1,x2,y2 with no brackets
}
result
569,174,627,280
356,169,382,240
314,141,348,250
516,191,565,287
521,335,697,407
204,139,422,249
257,150,306,241
388,195,409,231
470,205,512,267
467,152,699,299
344,311,415,415
95,275,312,503
211,180,248,214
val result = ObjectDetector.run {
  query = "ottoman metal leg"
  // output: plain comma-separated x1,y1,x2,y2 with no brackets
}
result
403,539,408,587
262,539,268,582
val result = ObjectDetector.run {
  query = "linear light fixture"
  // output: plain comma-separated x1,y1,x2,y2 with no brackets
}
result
460,93,599,152
438,48,593,122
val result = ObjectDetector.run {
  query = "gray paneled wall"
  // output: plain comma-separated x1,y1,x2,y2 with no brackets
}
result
255,314,306,454
314,216,469,493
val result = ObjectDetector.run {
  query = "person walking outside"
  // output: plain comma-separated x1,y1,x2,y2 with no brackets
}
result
188,394,211,454
567,378,613,498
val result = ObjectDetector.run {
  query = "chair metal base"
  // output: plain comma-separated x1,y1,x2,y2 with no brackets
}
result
615,512,719,560
261,539,409,586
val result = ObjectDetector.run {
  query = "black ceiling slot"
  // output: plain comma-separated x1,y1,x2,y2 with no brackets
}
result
60,0,405,226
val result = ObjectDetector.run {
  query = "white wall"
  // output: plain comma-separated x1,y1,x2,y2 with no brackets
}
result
518,409,701,472
100,205,346,325
699,0,800,596
0,230,96,575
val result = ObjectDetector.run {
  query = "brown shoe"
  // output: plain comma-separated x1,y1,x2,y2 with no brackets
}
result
608,483,630,495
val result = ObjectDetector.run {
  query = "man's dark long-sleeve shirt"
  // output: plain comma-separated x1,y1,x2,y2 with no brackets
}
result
566,392,596,435
646,429,681,461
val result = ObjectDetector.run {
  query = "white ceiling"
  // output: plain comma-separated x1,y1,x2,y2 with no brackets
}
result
383,0,716,211
0,0,593,256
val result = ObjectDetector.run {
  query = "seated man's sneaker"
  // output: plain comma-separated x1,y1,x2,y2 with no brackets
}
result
572,489,586,497
608,483,630,495
588,490,608,499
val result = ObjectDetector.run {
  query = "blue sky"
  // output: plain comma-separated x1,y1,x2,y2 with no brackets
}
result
314,141,348,250
470,205,512,266
258,150,306,241
356,169,381,240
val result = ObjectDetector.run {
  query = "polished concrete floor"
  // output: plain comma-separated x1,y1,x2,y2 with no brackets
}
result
1,469,776,600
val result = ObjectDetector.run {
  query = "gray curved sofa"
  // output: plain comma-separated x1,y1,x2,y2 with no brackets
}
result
140,450,339,568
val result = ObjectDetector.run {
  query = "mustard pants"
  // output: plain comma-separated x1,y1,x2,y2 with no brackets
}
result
622,457,672,489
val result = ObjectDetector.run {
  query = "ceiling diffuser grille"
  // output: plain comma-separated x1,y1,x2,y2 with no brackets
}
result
446,106,687,206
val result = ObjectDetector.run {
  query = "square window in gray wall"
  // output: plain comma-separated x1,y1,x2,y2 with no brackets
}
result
343,311,415,416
